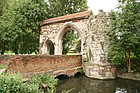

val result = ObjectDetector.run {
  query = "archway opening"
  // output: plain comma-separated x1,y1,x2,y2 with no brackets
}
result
62,27,81,55
74,72,83,77
45,40,54,55
55,74,69,80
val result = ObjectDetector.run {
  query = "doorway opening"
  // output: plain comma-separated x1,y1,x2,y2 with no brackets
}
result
62,28,81,55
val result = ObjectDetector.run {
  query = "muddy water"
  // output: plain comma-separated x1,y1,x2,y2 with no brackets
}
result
56,75,140,93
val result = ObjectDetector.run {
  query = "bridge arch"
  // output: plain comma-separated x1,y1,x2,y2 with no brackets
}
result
55,23,85,55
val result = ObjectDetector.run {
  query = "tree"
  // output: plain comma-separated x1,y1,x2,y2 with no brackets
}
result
108,0,140,72
47,0,88,17
62,30,80,54
0,0,14,54
0,0,13,16
0,0,48,54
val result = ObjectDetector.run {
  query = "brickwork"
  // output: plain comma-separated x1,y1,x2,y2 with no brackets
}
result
0,55,14,65
0,55,82,78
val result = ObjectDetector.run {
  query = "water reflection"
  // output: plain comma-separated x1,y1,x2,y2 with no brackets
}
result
56,75,140,93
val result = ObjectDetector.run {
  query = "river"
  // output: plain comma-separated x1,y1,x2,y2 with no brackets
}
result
56,75,140,93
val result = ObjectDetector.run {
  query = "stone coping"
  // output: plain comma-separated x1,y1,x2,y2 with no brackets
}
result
41,10,92,25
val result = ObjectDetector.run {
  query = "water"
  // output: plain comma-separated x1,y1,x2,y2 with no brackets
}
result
56,75,140,93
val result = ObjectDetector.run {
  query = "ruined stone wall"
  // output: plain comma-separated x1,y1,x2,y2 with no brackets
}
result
84,10,111,63
83,11,116,79
40,10,112,64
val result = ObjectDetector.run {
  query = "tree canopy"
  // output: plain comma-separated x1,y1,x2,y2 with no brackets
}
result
0,0,48,54
47,0,88,17
108,0,140,72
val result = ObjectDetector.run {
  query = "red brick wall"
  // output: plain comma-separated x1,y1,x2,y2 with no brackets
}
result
0,55,82,77
0,55,14,65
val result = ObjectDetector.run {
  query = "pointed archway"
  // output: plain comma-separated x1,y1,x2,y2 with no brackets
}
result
54,23,85,55
42,39,54,55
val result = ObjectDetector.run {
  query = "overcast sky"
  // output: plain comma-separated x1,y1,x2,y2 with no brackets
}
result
87,0,118,14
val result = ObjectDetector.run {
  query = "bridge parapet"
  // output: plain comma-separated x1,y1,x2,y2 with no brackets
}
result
3,55,82,78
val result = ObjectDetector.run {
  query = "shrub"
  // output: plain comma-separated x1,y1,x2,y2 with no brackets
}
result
0,72,69,93
0,72,56,93
0,72,23,93
30,74,58,93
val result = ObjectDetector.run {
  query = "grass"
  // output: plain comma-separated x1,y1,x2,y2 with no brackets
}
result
0,64,6,69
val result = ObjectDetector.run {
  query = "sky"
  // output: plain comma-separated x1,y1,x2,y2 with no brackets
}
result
87,0,118,14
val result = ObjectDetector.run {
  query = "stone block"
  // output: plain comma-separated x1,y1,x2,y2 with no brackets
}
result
84,62,116,79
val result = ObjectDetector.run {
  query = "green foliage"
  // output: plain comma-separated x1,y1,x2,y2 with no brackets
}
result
0,0,13,16
62,30,80,54
0,64,6,69
0,72,59,93
30,74,58,92
108,0,140,72
47,0,88,17
0,0,48,54
0,72,44,93
75,40,81,53
0,72,23,93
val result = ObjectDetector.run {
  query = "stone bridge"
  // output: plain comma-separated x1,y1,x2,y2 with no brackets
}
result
39,10,116,79
0,10,116,79
0,55,82,78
